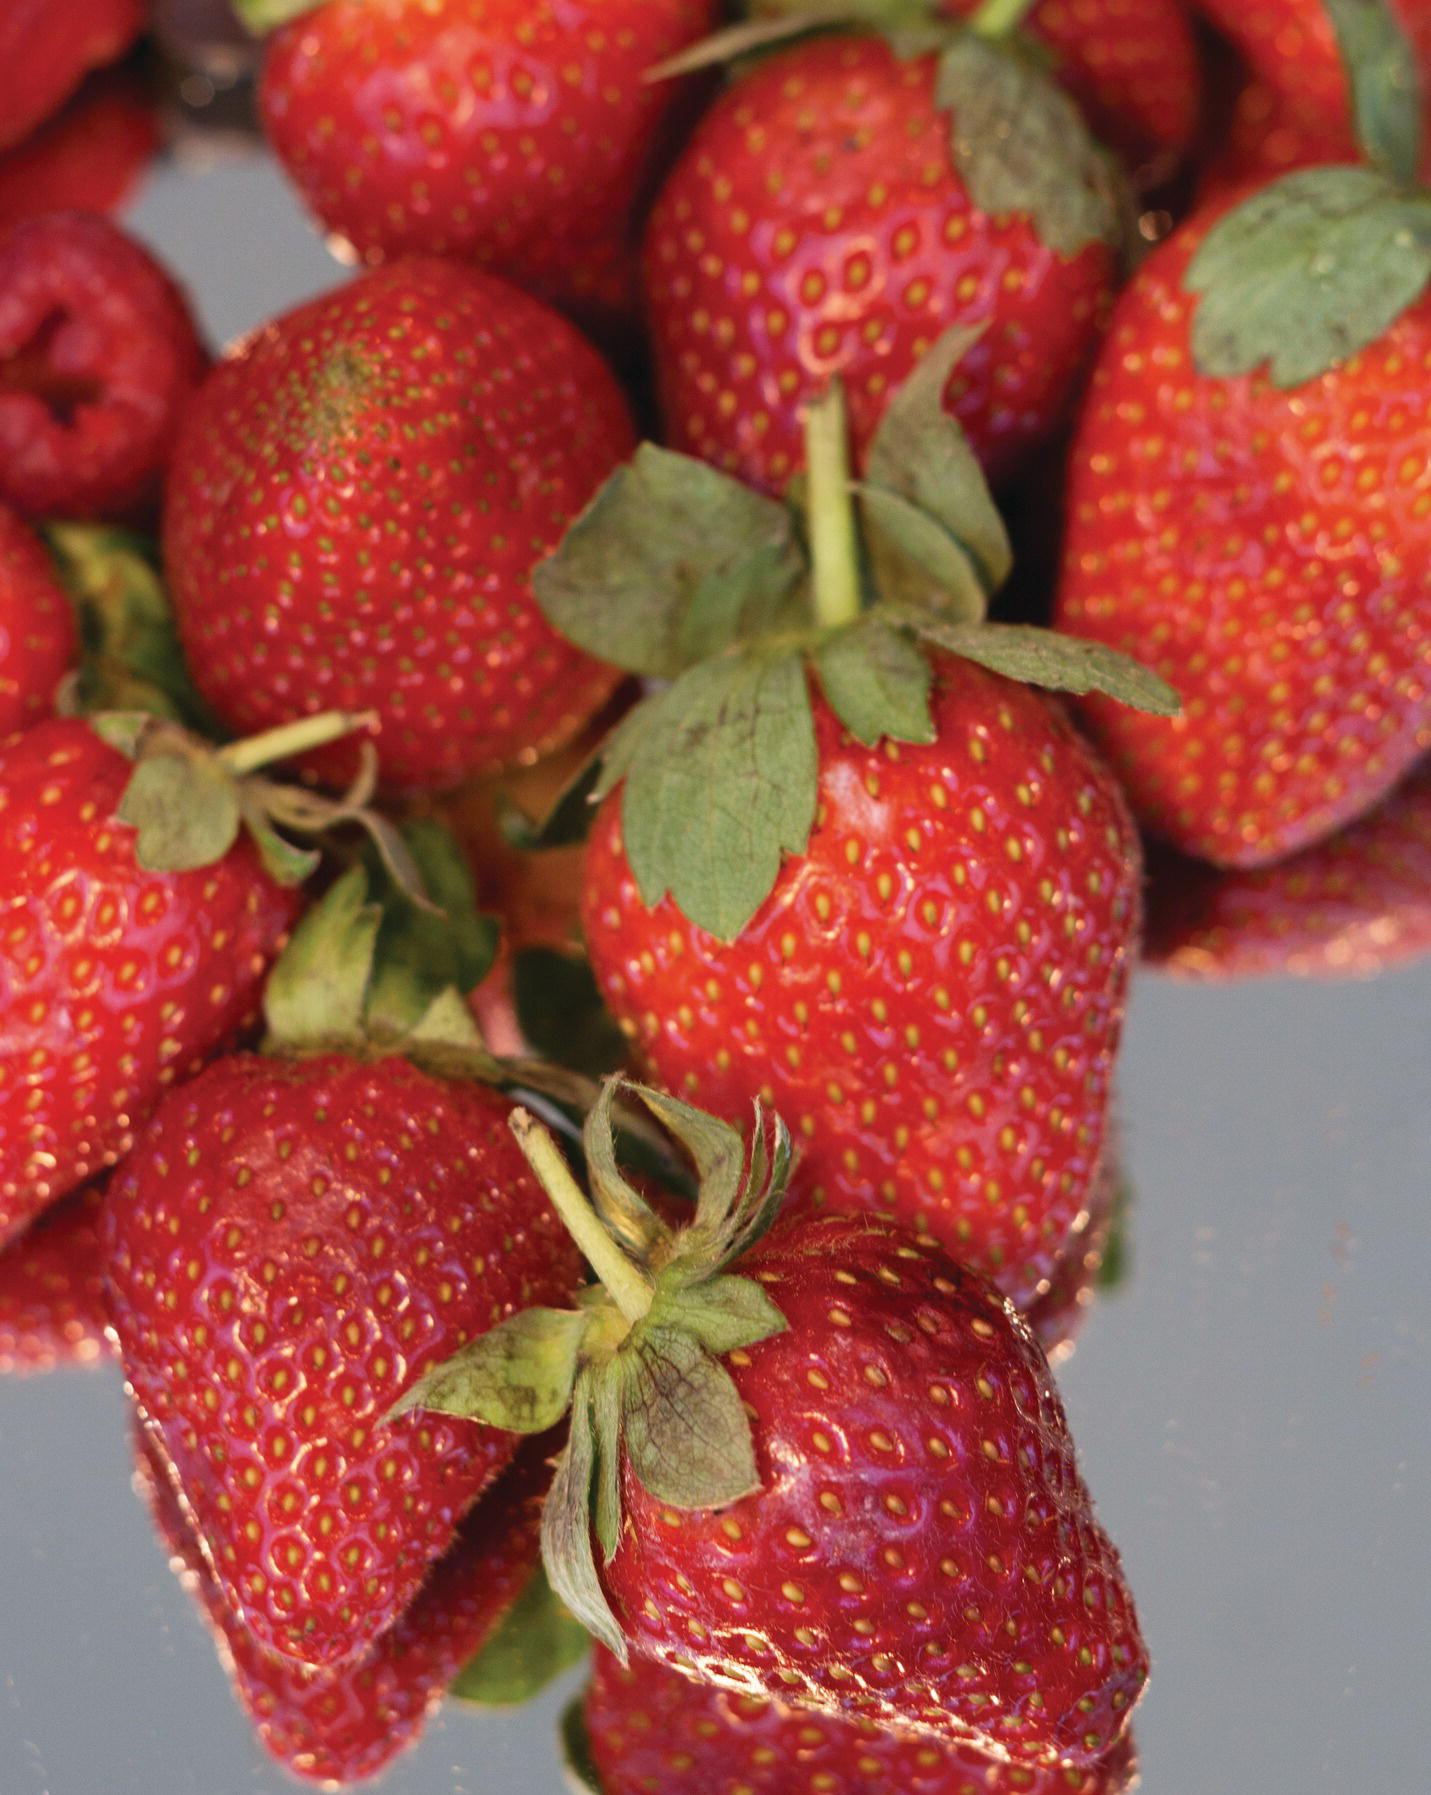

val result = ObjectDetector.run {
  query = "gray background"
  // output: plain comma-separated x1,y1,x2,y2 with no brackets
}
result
1,149,1428,1794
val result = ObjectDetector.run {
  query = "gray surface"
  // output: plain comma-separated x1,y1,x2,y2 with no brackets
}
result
1,151,1428,1793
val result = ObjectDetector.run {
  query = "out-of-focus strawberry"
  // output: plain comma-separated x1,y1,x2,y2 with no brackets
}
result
0,70,159,229
0,0,144,153
0,1182,112,1374
0,505,78,733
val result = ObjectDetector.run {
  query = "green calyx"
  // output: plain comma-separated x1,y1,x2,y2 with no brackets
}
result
387,1080,793,1655
1324,0,1424,188
534,326,1177,942
231,0,323,33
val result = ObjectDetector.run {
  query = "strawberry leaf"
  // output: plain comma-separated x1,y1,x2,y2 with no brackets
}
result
647,1271,787,1357
581,1080,673,1260
366,816,498,1035
816,612,937,746
513,948,628,1080
262,865,381,1050
591,1367,626,1563
542,1377,626,1656
600,649,819,942
232,0,321,32
560,1699,602,1795
385,1306,587,1435
936,35,1122,257
1325,0,1422,186
450,1567,590,1709
118,749,242,872
911,617,1182,713
533,445,806,678
1186,167,1431,387
623,1088,747,1239
621,1326,762,1511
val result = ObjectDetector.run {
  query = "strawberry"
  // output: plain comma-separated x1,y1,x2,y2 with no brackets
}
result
251,0,718,339
162,255,637,793
578,1641,1140,1795
640,25,1125,496
1142,755,1431,979
0,69,160,229
132,1422,553,1785
398,1085,1149,1769
0,504,79,733
0,1180,112,1374
0,0,144,153
0,210,208,522
0,714,313,1249
1053,162,1431,867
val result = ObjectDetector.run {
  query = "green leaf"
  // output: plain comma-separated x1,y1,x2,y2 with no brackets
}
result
117,750,242,872
366,816,498,1037
513,948,628,1081
450,1567,591,1709
646,4,929,80
261,865,382,1051
231,0,321,32
500,752,605,853
559,1698,603,1795
234,796,322,888
936,35,1122,257
581,1079,671,1262
533,445,806,679
647,1271,787,1358
541,1376,626,1656
591,1363,627,1564
602,650,819,942
855,484,989,621
815,614,936,747
912,617,1181,714
385,1306,586,1435
622,1086,746,1239
719,1109,794,1266
621,1326,762,1511
1186,166,1431,386
1324,0,1423,186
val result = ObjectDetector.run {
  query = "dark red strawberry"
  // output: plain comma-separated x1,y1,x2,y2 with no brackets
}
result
0,69,160,229
0,0,144,153
162,255,637,793
641,28,1124,496
0,210,208,522
253,0,718,339
580,1642,1140,1795
102,1047,584,1670
132,1420,553,1784
0,1181,111,1374
0,504,78,732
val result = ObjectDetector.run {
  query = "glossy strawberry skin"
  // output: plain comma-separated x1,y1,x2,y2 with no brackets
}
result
640,33,1117,497
0,503,78,733
0,1181,111,1374
585,1643,1139,1795
259,0,717,336
0,718,302,1250
583,655,1141,1311
163,256,637,793
133,1422,552,1785
101,1052,583,1670
601,1215,1147,1768
1053,205,1431,868
0,0,144,153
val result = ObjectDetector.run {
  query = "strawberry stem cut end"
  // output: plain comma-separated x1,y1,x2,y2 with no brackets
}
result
803,379,864,633
217,708,378,777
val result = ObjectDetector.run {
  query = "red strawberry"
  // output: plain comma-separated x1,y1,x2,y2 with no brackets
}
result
580,1642,1140,1795
133,1422,552,1785
1053,181,1431,867
0,716,304,1249
0,504,78,733
0,0,144,153
0,69,160,229
1143,756,1431,979
101,1050,584,1670
255,0,718,338
162,255,637,793
0,1180,111,1374
641,28,1123,496
0,210,208,522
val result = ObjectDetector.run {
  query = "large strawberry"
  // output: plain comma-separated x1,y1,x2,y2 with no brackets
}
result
249,0,719,340
0,504,78,733
535,344,1173,1306
162,255,637,793
640,21,1125,495
397,1084,1149,1769
1054,129,1431,865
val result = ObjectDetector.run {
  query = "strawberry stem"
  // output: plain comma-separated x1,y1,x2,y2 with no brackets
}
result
968,0,1040,37
804,379,863,632
509,1109,653,1326
216,710,377,777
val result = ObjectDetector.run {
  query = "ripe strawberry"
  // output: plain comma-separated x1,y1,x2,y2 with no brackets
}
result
101,1050,584,1670
0,504,78,733
641,28,1124,495
0,69,160,229
254,0,718,338
0,210,208,522
1053,179,1431,867
0,0,144,153
0,1180,111,1374
1143,756,1431,979
132,1422,552,1785
580,1642,1140,1795
162,255,637,793
0,716,304,1249
399,1088,1149,1769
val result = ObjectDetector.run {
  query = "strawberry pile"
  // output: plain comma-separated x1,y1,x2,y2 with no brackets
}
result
2,0,1430,1789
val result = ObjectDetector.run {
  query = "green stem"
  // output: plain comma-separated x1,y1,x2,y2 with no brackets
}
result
968,0,1040,38
218,709,377,776
803,379,863,632
509,1109,653,1326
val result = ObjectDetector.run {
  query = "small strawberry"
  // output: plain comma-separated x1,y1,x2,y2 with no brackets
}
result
162,255,637,793
397,1084,1149,1769
0,210,208,522
0,1180,112,1374
249,0,718,339
1142,756,1431,979
0,503,79,733
640,22,1126,495
577,1641,1140,1795
0,0,144,153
